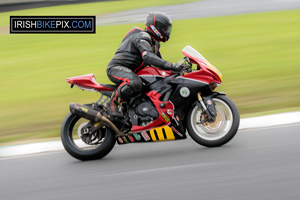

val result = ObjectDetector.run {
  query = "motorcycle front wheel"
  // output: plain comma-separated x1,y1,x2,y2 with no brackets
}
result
61,113,116,161
186,95,240,147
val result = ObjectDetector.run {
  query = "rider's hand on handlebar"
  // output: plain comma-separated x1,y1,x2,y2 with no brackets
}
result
171,63,184,72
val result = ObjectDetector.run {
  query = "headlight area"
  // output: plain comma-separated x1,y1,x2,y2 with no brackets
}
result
209,82,220,90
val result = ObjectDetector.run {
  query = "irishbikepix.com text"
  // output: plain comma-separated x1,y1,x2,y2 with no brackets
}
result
10,16,96,34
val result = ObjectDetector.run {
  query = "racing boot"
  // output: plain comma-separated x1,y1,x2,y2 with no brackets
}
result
105,91,123,118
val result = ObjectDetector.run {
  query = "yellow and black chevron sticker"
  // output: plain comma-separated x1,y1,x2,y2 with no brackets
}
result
149,126,175,141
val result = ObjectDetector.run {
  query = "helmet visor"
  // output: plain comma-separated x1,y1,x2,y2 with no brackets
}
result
161,25,172,37
156,21,172,39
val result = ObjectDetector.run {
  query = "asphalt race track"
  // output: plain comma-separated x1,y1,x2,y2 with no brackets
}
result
1,124,300,200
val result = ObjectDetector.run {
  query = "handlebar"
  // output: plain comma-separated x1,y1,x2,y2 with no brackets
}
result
174,56,193,75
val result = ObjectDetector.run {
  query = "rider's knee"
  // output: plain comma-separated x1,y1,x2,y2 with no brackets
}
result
120,84,134,98
130,77,143,92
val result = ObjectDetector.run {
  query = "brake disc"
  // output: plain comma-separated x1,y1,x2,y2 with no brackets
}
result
77,122,103,145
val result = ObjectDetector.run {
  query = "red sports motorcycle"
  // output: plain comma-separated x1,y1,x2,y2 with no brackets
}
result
61,45,240,160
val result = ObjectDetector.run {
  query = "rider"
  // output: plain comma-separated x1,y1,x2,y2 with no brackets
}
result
105,12,183,117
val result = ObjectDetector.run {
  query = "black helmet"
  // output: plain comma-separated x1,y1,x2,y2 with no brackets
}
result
145,12,172,42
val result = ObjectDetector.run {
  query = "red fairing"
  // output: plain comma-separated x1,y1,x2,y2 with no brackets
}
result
137,66,173,77
182,68,221,84
66,74,114,91
182,52,222,84
131,90,174,133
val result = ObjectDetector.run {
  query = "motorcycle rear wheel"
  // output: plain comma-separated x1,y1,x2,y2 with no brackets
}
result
186,95,240,147
61,113,116,161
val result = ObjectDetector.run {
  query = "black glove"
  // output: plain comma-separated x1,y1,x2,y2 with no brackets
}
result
171,63,183,72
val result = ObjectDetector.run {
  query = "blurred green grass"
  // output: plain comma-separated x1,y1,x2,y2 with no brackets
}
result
1,8,300,145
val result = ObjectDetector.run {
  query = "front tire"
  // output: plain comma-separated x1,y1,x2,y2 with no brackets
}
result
61,113,116,161
186,95,240,147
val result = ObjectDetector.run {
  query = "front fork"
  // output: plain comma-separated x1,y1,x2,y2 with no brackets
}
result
196,92,217,124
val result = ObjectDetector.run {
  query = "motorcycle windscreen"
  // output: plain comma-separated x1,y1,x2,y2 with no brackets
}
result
182,45,222,81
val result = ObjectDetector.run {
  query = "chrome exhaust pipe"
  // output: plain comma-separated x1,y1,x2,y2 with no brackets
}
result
69,103,126,137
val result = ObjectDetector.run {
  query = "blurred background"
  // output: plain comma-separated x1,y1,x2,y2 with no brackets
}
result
0,0,299,145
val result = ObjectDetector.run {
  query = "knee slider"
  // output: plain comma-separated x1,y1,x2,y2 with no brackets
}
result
120,84,134,98
130,78,143,92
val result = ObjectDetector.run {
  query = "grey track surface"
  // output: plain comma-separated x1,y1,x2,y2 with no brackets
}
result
1,124,300,200
97,0,300,25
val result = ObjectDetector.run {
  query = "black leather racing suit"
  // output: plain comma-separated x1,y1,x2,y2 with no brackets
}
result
106,26,173,104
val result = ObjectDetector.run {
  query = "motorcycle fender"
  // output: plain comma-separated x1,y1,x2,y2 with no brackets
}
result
211,91,226,97
202,92,226,116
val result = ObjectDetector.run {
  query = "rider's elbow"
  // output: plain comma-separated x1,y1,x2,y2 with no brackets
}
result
142,51,150,62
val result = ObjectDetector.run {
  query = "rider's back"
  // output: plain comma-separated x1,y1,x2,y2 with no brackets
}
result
107,26,160,71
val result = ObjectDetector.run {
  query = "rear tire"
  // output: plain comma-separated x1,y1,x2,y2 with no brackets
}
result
61,113,116,161
186,95,240,147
